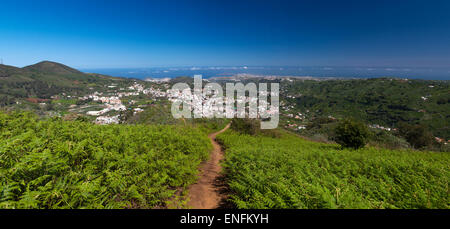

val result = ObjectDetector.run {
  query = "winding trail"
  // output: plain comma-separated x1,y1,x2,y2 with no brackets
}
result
187,123,231,209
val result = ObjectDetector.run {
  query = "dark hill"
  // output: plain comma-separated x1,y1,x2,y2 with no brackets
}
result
23,61,83,75
0,61,119,105
0,64,26,78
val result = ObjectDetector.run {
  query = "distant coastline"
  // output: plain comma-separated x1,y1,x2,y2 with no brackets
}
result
80,66,450,81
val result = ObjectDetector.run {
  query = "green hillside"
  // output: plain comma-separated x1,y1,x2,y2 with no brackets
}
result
0,61,114,106
217,129,449,209
23,61,84,75
0,64,28,78
1,110,448,209
281,78,450,140
0,112,212,209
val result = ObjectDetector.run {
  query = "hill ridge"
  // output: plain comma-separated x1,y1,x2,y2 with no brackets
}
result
0,64,25,77
23,60,83,75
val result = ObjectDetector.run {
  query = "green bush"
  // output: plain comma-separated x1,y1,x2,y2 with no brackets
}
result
369,129,410,150
334,119,370,149
231,118,281,138
230,118,259,135
397,123,434,149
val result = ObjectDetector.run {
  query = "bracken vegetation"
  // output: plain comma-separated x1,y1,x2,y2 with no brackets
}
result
0,112,211,209
217,130,449,209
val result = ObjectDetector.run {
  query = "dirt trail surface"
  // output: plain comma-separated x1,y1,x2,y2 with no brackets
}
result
187,123,231,209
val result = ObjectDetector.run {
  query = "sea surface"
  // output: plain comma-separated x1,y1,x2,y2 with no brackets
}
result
80,66,450,80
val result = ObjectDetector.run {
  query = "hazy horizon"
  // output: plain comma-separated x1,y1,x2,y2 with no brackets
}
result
2,60,449,80
80,65,450,80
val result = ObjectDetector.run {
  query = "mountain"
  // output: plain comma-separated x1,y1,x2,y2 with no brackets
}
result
0,61,91,83
23,61,83,75
0,61,117,105
22,61,95,82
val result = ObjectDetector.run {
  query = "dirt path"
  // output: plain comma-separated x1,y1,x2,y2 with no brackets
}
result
187,123,231,209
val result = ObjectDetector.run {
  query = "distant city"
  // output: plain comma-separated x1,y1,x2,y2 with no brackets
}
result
80,66,450,80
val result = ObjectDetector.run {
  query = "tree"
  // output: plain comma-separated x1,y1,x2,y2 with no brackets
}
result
334,119,370,149
231,118,259,135
397,123,434,149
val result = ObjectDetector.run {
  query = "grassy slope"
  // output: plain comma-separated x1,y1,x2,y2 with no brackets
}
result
0,112,212,209
217,130,449,209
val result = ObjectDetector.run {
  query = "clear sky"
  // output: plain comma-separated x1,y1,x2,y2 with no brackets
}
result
0,0,449,68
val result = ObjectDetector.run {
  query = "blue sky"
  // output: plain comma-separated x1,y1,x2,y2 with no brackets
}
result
0,0,449,68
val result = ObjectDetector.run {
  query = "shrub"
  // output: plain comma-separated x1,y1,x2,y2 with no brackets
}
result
369,129,410,150
334,119,370,149
397,123,434,149
230,118,260,135
231,118,280,138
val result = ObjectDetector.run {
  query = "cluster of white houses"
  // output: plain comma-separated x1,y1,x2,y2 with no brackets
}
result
167,87,279,118
81,81,281,124
79,83,169,124
83,93,127,117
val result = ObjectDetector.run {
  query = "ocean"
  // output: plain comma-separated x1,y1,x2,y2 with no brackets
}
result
80,66,450,80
